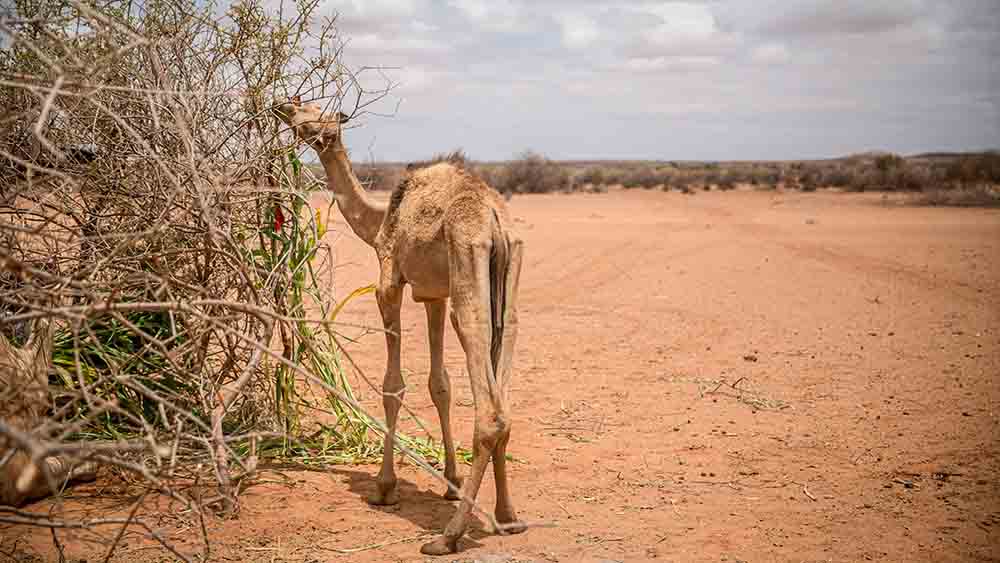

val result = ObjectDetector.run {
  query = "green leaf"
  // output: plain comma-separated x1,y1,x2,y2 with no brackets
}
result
287,149,302,178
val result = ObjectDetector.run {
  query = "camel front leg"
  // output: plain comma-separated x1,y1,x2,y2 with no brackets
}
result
425,300,462,500
368,281,404,506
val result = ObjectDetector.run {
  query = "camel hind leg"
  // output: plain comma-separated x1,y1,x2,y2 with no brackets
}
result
421,237,507,556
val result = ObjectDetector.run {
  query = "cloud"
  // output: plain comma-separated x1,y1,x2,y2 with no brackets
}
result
624,2,742,58
447,0,524,32
330,0,419,19
641,2,718,37
313,0,1000,161
623,55,720,72
554,12,601,49
349,32,450,55
392,65,443,93
736,0,927,37
752,43,791,65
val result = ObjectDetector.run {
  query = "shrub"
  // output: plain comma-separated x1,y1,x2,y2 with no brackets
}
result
846,168,875,191
665,174,693,193
621,167,666,189
494,151,571,194
717,171,739,191
822,167,853,188
0,0,407,532
577,166,607,186
875,153,905,172
356,163,405,191
946,153,1000,186
919,185,1000,207
749,167,780,188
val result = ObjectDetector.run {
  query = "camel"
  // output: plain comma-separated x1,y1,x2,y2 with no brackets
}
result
1,320,98,507
273,99,525,555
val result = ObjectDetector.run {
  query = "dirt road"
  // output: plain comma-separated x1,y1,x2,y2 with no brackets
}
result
9,189,1000,562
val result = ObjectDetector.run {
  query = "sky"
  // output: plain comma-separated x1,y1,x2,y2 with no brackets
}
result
296,1,999,161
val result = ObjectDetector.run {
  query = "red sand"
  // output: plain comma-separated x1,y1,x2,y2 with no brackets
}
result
4,189,998,562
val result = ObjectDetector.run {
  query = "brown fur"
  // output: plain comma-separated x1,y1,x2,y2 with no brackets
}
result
274,100,526,555
1,321,96,507
406,149,470,172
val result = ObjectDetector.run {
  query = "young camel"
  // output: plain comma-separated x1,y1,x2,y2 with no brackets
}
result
273,100,525,555
1,320,98,507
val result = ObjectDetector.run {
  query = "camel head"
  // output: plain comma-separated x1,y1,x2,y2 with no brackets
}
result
272,97,350,153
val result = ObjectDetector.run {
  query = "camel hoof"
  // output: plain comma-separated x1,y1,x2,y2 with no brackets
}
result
497,517,528,536
498,520,527,535
420,536,458,556
366,487,399,506
443,476,464,501
495,509,526,535
69,461,98,483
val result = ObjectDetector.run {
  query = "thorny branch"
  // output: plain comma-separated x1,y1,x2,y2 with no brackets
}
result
0,0,414,559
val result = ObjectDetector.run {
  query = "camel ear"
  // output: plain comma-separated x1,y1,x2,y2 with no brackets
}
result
291,95,302,107
336,111,350,124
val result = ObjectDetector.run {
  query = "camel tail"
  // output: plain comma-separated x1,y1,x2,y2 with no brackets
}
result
488,209,510,382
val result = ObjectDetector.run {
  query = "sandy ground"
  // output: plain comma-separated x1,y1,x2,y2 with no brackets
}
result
4,188,999,562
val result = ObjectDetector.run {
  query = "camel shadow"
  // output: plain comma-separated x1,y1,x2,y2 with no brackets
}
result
271,464,494,549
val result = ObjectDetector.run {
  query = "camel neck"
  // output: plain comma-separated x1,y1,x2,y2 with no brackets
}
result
318,146,385,247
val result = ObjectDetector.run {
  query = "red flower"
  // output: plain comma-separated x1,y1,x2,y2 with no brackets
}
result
273,205,285,231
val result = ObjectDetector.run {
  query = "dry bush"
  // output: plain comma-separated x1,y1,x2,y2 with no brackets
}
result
666,173,695,193
836,154,931,192
919,152,1000,206
945,152,1000,186
0,1,430,558
620,166,661,189
746,165,780,188
716,170,739,191
820,166,853,188
355,162,407,191
875,153,905,172
576,166,607,187
702,170,721,189
917,184,1000,207
493,150,572,194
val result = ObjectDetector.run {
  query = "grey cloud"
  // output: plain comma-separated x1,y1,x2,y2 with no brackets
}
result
720,0,928,36
317,0,1000,161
